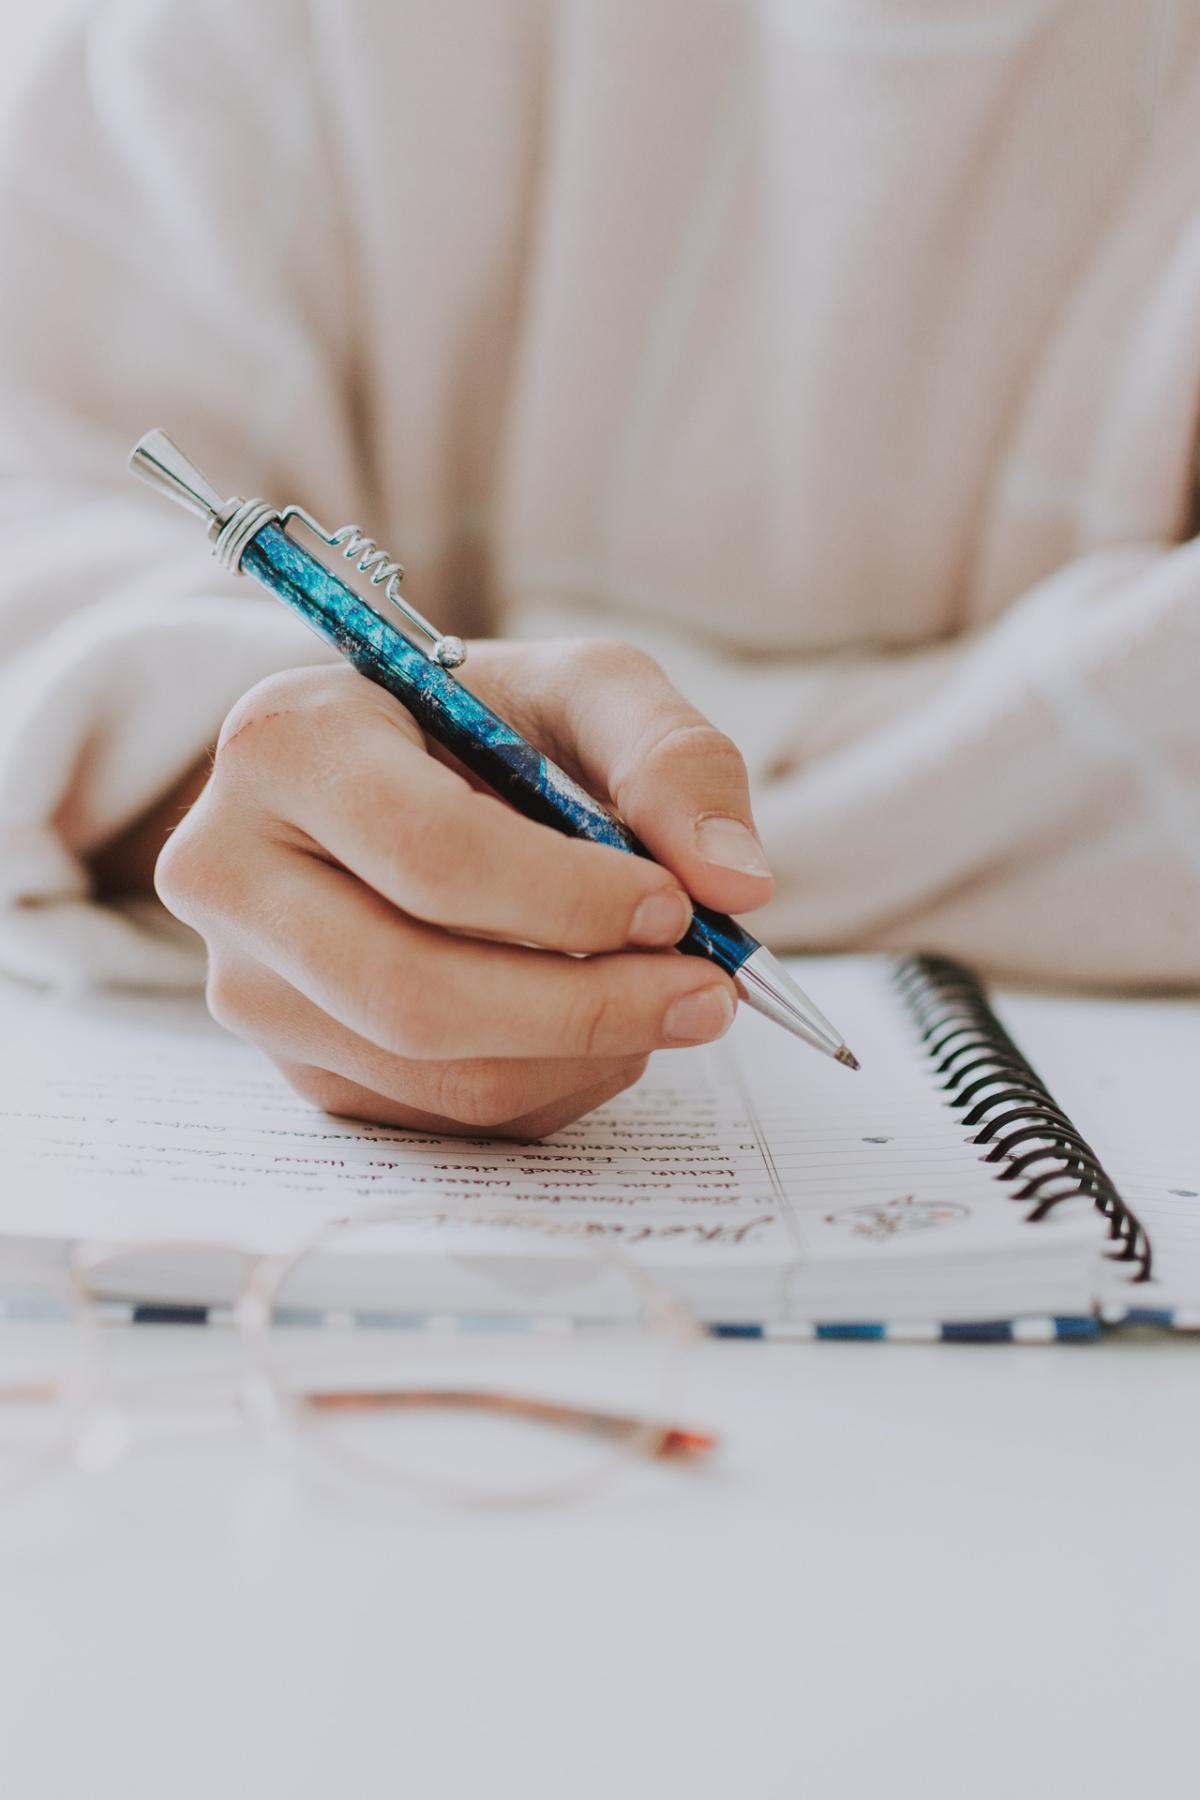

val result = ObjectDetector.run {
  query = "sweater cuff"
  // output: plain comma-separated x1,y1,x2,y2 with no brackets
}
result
0,592,329,989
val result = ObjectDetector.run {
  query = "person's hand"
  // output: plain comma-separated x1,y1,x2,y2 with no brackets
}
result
155,641,773,1138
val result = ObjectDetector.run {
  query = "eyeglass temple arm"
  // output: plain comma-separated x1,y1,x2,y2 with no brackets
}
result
300,1387,717,1458
0,1380,716,1460
0,1381,57,1404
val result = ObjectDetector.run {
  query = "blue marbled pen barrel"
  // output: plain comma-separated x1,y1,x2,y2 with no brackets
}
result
241,522,753,974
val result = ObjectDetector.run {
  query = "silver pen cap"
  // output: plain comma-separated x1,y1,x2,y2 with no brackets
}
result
128,429,227,529
129,429,282,575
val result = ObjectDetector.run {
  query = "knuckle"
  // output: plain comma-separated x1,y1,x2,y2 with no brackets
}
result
553,868,613,950
283,1062,353,1115
214,671,301,759
644,720,742,778
613,719,744,815
569,978,620,1058
152,827,187,915
359,978,442,1060
562,637,659,684
496,1079,623,1141
154,811,216,921
214,666,365,773
431,1061,526,1130
204,958,248,1034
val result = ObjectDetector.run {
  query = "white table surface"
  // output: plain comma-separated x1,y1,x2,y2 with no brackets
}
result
2,1329,1195,1800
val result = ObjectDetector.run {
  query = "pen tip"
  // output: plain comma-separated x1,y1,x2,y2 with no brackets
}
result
835,1045,861,1072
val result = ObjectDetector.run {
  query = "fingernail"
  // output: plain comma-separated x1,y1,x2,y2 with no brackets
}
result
694,815,771,877
630,889,692,947
663,985,736,1045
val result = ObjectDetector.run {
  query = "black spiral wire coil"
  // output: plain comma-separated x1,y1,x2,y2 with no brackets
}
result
894,954,1151,1281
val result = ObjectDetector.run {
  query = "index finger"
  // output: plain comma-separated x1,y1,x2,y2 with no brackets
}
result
237,685,695,955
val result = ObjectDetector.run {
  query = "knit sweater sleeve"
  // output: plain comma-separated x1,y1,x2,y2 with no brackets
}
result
743,539,1200,986
0,0,359,986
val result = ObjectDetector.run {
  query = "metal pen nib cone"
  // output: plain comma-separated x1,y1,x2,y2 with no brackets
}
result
735,947,860,1068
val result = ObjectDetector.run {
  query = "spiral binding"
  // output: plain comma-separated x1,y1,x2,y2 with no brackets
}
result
893,953,1151,1281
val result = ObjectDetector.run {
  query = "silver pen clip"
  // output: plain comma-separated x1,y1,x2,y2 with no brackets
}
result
128,429,467,669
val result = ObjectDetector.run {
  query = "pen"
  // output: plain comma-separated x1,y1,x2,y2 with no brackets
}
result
129,430,858,1068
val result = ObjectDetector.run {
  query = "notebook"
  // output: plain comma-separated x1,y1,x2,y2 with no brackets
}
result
2,954,1197,1340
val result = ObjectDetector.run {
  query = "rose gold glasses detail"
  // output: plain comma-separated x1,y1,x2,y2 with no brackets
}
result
0,1210,716,1505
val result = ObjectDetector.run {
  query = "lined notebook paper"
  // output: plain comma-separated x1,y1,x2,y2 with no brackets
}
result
1,956,1195,1331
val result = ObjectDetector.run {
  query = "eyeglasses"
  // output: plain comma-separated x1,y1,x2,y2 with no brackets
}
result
0,1208,715,1507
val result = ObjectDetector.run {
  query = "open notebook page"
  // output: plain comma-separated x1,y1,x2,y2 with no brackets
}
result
0,958,1101,1323
996,988,1200,1319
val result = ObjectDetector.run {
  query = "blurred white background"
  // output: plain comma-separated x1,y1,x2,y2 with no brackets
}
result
0,0,82,116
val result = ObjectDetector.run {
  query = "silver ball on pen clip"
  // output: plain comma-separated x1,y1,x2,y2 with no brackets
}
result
435,635,467,669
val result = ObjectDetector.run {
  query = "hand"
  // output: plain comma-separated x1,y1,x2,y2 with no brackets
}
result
156,640,773,1138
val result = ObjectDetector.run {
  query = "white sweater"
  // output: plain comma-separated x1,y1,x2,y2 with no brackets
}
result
1,0,1198,989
